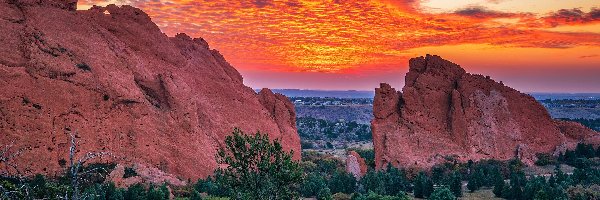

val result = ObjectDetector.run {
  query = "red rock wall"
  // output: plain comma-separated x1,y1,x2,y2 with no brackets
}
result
0,1,300,181
372,55,600,170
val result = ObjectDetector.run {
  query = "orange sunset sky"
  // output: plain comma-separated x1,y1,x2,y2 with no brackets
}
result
78,0,600,92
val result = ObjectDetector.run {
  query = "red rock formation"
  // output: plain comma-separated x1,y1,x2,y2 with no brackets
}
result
345,151,368,179
0,0,300,182
258,88,301,160
372,55,600,169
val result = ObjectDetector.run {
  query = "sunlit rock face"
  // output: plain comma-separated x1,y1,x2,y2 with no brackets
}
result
372,55,600,170
0,0,300,182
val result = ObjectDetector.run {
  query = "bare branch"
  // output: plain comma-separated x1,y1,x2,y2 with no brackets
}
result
0,141,25,177
66,130,113,200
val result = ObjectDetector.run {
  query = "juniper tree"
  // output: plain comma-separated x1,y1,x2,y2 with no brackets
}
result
215,128,303,200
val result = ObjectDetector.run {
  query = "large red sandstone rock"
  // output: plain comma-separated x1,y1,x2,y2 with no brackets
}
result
0,0,300,183
372,55,600,169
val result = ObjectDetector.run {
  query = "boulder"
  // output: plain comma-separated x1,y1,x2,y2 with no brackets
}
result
345,151,367,179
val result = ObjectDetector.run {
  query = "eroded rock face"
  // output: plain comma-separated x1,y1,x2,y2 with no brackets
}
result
0,1,300,182
372,55,600,169
345,151,367,179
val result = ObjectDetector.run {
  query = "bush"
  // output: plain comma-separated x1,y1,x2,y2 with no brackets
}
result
123,167,138,178
535,153,557,166
428,187,456,200
318,188,333,200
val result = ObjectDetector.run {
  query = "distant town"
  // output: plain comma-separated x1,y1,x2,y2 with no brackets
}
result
289,97,373,106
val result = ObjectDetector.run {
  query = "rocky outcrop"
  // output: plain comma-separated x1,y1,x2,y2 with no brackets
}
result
0,1,300,182
345,151,367,179
258,89,301,159
372,55,600,169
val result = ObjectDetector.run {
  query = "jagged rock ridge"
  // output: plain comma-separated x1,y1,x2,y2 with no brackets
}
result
0,0,300,182
372,54,600,169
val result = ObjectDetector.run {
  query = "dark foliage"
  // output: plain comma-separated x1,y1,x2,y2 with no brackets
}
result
214,128,303,200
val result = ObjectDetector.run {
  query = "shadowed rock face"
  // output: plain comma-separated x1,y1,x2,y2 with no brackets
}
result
0,0,300,182
372,55,600,170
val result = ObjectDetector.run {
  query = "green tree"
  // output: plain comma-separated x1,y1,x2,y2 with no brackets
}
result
361,170,385,195
146,185,166,200
317,188,333,200
450,172,462,197
523,176,546,200
300,173,327,197
506,169,526,200
190,190,203,200
125,184,147,200
428,187,456,200
467,174,478,192
492,168,505,197
31,174,48,198
384,165,411,195
328,170,356,194
467,169,484,192
413,172,433,198
195,174,231,196
103,183,125,200
215,128,303,200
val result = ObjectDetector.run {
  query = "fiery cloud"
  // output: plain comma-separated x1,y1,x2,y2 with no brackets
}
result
542,8,600,27
453,6,521,19
77,1,600,92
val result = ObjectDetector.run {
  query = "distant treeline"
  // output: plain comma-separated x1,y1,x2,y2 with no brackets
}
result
297,117,372,143
290,97,373,105
538,99,600,109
